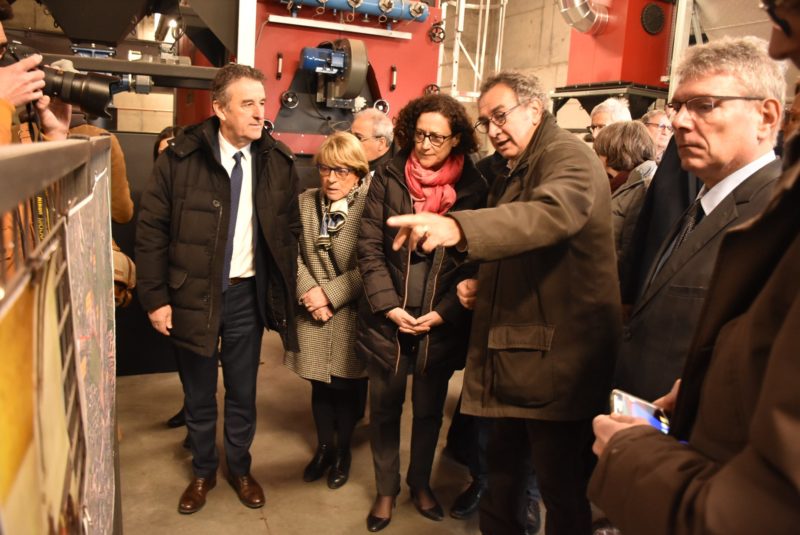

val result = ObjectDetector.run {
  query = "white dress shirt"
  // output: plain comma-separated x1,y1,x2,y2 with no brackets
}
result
698,150,777,215
218,132,256,279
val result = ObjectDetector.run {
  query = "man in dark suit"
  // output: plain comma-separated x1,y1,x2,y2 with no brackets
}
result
137,64,300,514
613,36,784,402
589,17,800,532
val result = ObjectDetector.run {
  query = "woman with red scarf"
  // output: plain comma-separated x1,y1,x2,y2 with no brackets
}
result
356,95,487,532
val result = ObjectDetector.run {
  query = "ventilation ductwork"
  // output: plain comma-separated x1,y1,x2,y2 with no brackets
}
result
557,0,609,35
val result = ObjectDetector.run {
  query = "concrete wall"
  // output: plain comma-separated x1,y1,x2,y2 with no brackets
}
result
438,0,591,137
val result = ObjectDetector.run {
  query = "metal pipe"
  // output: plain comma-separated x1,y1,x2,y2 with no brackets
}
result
557,0,608,35
283,0,429,22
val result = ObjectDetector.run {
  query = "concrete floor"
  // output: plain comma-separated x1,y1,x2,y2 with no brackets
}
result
117,331,484,535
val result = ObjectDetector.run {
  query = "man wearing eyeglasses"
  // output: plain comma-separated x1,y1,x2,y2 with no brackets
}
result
588,31,796,534
613,36,782,407
588,97,633,140
387,71,621,535
640,109,673,163
350,108,395,172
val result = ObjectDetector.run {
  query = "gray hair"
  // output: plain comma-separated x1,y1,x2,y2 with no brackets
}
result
353,107,394,145
211,63,265,109
591,97,632,123
640,109,667,123
593,121,656,172
480,70,551,110
675,36,787,108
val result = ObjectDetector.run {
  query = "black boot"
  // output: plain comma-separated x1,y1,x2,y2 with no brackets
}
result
450,479,487,519
166,407,186,428
327,449,351,489
303,444,335,482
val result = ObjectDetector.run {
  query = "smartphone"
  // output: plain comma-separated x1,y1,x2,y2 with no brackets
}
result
610,389,670,434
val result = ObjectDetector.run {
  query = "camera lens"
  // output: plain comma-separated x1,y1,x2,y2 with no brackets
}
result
42,66,119,118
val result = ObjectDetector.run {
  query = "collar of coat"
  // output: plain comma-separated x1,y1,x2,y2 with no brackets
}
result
168,116,295,164
507,110,558,175
475,111,559,187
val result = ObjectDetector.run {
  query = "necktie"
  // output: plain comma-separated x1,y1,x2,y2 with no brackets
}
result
672,197,704,251
222,151,243,292
649,198,705,284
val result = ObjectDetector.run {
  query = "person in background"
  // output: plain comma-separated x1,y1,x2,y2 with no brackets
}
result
284,132,371,490
154,125,183,161
588,97,632,140
351,107,395,172
640,109,673,163
48,60,134,228
137,63,301,515
589,7,800,531
592,121,658,273
357,94,487,532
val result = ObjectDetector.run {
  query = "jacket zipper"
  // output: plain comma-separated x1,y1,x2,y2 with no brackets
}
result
209,152,230,330
209,201,222,328
419,248,444,374
391,177,416,376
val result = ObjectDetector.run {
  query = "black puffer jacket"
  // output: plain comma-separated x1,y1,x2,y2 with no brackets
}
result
136,116,301,357
356,152,487,373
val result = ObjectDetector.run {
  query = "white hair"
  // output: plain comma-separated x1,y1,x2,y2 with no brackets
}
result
591,97,632,123
353,108,394,145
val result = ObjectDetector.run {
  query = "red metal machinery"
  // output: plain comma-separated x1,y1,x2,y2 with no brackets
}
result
177,0,443,157
554,0,675,119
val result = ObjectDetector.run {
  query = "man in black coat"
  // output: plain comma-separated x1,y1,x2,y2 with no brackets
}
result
136,64,301,514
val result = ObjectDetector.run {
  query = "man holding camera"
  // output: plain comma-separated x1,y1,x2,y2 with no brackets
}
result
0,0,70,144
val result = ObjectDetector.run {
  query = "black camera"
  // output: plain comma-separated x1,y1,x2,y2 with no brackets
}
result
0,43,120,118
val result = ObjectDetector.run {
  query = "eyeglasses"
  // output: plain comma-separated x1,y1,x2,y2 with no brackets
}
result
586,124,607,134
351,132,379,143
760,1,793,37
474,103,522,133
666,96,766,118
644,122,674,133
413,129,453,148
317,164,353,179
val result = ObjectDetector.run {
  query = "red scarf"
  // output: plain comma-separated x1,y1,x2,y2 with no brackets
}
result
404,152,464,215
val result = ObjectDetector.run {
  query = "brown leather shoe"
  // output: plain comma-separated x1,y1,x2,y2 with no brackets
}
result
178,476,216,514
229,474,265,508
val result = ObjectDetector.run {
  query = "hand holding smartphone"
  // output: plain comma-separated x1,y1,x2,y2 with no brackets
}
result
610,389,670,434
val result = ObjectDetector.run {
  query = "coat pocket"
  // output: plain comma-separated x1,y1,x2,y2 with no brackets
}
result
488,323,556,407
168,267,188,289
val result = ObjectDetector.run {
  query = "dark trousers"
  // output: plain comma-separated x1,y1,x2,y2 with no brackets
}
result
176,279,263,479
310,377,366,451
480,417,594,535
367,341,454,496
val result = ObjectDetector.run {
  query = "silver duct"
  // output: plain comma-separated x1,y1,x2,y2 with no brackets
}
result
557,0,609,35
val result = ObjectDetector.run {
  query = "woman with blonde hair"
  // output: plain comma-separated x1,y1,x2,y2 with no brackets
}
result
284,132,371,489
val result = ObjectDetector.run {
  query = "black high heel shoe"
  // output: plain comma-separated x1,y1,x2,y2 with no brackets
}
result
366,495,396,532
302,444,335,482
327,449,351,489
410,486,444,521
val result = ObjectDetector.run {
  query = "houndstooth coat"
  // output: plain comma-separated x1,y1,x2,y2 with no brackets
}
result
284,178,370,382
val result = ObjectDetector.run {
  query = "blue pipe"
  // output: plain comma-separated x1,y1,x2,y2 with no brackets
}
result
282,0,429,22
